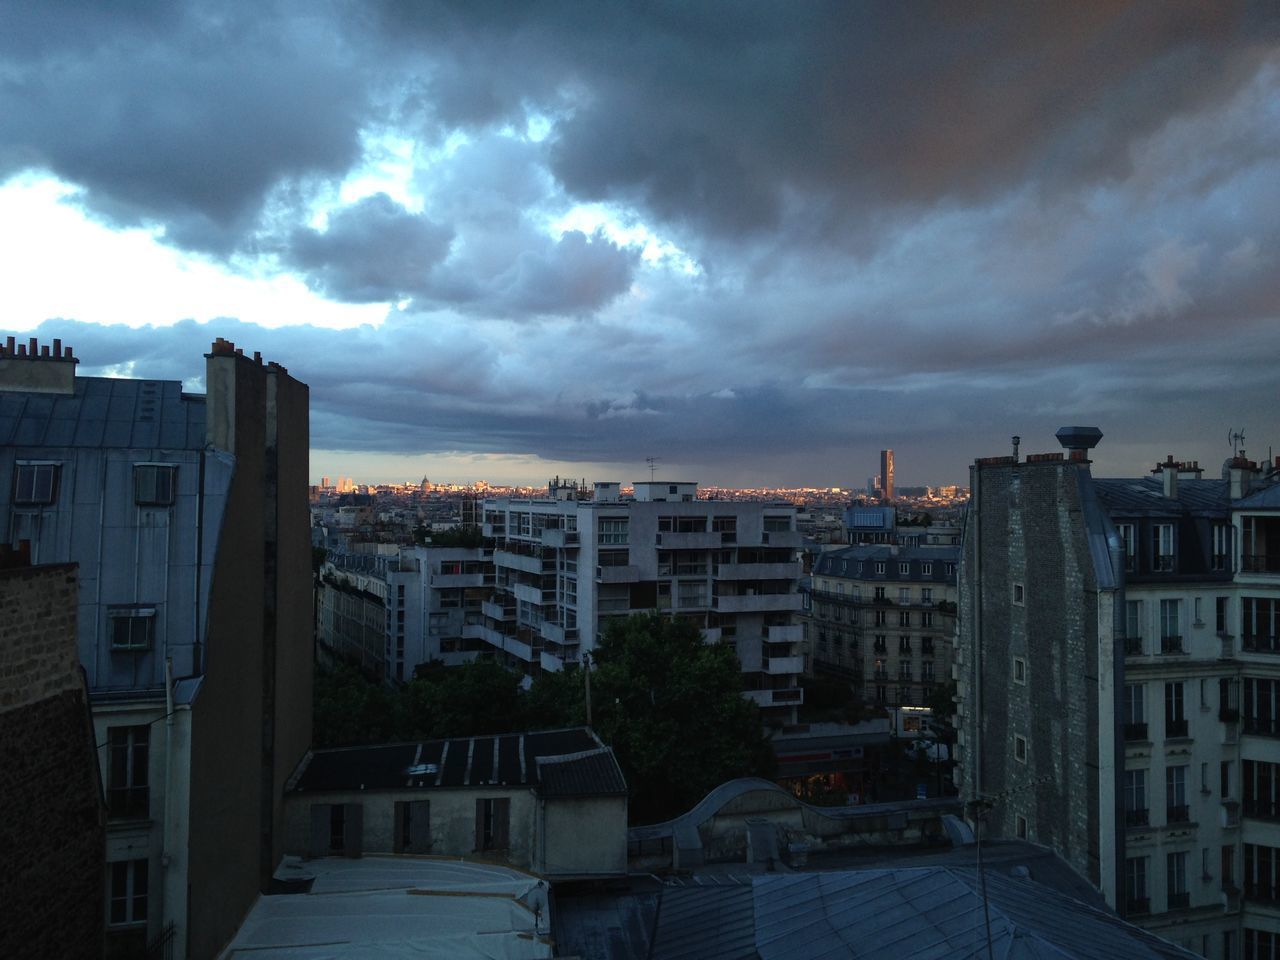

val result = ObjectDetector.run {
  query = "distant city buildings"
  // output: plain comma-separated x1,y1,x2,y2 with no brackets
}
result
956,427,1280,958
880,449,895,502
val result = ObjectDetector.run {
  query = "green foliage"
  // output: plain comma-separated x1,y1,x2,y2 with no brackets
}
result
426,526,484,548
313,663,397,747
798,674,874,724
399,659,525,739
589,613,774,824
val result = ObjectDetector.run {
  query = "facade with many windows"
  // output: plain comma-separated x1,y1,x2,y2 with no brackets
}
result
957,429,1280,959
479,480,805,717
808,543,958,706
0,337,314,959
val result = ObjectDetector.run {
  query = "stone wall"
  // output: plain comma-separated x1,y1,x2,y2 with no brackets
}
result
0,562,105,960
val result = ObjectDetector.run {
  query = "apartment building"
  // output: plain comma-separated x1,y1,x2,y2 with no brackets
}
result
478,480,805,717
955,427,1280,959
0,336,313,959
809,543,958,706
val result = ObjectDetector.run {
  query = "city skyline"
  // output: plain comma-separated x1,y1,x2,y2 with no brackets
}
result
3,5,1278,487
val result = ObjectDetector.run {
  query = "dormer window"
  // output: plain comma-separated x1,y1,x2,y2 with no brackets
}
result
134,464,176,506
109,606,156,651
14,462,59,504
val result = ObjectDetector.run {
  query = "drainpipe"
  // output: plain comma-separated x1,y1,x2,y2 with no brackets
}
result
1107,529,1127,915
971,463,982,807
162,657,174,913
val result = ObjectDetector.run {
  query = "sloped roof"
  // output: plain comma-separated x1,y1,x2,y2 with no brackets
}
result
1092,477,1229,516
536,747,628,798
0,376,205,450
293,728,625,796
649,867,1200,960
1235,481,1280,509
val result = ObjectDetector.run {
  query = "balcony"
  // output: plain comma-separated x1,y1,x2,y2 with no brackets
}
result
1160,635,1184,655
766,624,803,644
742,686,804,708
760,530,802,548
1243,799,1279,821
595,564,641,584
512,581,547,605
763,655,805,675
431,571,487,588
461,623,488,641
1242,554,1280,574
1125,808,1149,828
715,561,802,580
1124,722,1149,742
1167,892,1190,910
1243,717,1280,737
1123,637,1144,656
1165,718,1189,738
1243,634,1280,654
1153,554,1176,573
482,599,515,621
1166,804,1190,824
712,592,804,614
493,549,543,575
541,529,579,548
540,649,565,672
656,531,722,550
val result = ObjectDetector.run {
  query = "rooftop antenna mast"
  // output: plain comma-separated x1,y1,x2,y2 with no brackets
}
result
1229,428,1246,458
646,456,659,481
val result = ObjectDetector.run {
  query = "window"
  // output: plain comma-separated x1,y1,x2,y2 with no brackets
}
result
109,606,156,651
1243,760,1279,820
1124,683,1146,741
922,563,933,576
921,587,933,604
1016,816,1027,839
898,635,911,653
1160,599,1182,652
1212,524,1230,571
394,800,431,854
108,859,148,926
1244,843,1280,905
874,685,886,703
874,586,886,601
899,562,910,576
1167,766,1189,822
1167,851,1189,909
476,797,511,851
1165,682,1187,738
1126,600,1142,642
1117,523,1137,571
1153,523,1175,571
1013,583,1024,605
1217,596,1230,635
763,516,791,532
1013,657,1026,684
898,610,910,627
107,726,149,819
921,611,934,628
898,587,911,604
875,561,886,575
945,562,956,576
1125,769,1148,826
922,661,935,681
133,464,176,506
1125,856,1149,915
598,518,628,544
874,610,887,627
309,802,363,857
1014,735,1027,762
1244,677,1280,737
13,461,59,504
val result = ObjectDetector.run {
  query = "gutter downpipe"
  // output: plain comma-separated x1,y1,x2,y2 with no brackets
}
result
972,463,982,807
1107,525,1127,916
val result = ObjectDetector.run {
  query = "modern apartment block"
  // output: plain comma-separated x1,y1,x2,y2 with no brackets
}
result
955,427,1280,959
479,480,805,717
808,543,958,707
0,336,313,959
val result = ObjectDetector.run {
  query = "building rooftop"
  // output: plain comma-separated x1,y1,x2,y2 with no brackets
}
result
1092,477,1230,516
291,728,619,794
0,375,206,450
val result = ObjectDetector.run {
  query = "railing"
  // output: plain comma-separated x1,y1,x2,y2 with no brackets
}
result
1244,882,1279,904
1126,896,1150,915
1166,718,1189,738
1242,554,1280,573
1160,635,1184,654
1219,707,1240,723
1244,717,1280,737
1124,722,1148,742
1243,799,1280,821
1166,804,1190,824
1243,634,1280,654
1223,800,1241,827
1124,637,1144,656
1167,891,1190,910
108,787,149,820
1153,554,1176,572
1125,808,1149,827
147,921,176,960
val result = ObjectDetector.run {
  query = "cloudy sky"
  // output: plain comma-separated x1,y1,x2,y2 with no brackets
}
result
3,2,1278,487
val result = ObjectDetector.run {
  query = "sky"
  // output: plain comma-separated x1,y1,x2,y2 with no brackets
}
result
2,2,1279,488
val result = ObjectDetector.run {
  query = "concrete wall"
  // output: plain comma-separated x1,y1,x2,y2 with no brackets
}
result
282,788,539,868
0,562,105,960
540,797,628,876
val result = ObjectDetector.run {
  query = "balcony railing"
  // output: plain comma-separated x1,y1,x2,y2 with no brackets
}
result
1219,707,1239,723
1165,718,1189,738
1153,554,1176,572
1167,891,1190,910
108,786,149,820
1125,808,1149,827
1124,722,1149,742
1244,717,1280,737
1244,882,1279,904
1123,637,1144,656
1242,634,1280,654
1166,804,1190,824
1160,635,1184,654
1243,799,1280,821
1242,554,1280,574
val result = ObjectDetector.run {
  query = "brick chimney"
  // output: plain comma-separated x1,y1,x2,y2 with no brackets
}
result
0,336,78,394
1153,455,1178,499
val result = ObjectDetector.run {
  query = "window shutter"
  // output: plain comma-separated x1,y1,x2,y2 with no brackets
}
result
494,797,510,850
393,801,406,854
474,799,485,851
345,803,363,858
410,800,430,854
309,804,331,859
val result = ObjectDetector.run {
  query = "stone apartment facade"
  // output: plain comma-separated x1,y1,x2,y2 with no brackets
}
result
479,480,805,718
955,427,1280,959
0,336,313,959
0,552,105,960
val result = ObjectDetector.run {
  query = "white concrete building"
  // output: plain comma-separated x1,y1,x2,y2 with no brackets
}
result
479,480,805,717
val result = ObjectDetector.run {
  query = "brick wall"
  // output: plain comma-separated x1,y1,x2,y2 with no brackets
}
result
0,563,105,960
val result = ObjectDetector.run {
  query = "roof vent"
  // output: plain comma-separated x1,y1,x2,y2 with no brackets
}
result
1055,426,1103,461
404,763,439,776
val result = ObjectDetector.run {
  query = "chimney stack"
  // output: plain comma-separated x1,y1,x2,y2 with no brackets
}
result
1054,426,1103,462
0,336,80,394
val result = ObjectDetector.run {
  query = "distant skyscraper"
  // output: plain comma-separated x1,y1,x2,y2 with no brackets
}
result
321,475,331,489
880,449,894,502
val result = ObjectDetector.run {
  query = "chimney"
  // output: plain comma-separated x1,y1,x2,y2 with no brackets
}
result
1154,455,1178,499
1227,453,1258,501
0,336,79,394
1054,426,1103,462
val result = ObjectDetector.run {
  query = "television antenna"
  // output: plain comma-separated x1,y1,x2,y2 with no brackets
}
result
1228,428,1246,458
646,456,659,481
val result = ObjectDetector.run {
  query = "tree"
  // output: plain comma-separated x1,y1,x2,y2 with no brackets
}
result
399,659,524,740
588,613,774,824
313,663,398,747
426,526,484,548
